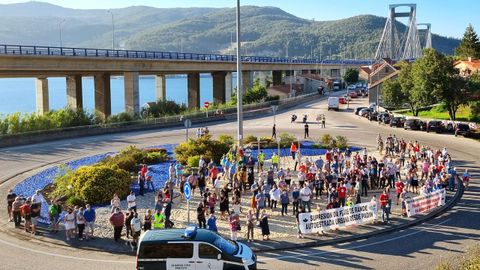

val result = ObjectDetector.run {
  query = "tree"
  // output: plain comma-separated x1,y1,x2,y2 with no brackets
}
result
455,24,480,60
411,48,444,108
381,78,403,108
396,61,419,116
343,68,359,85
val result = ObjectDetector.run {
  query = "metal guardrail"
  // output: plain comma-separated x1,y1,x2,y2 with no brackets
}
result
0,44,375,65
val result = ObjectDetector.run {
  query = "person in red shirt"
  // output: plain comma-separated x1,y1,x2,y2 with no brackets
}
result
140,164,148,178
395,181,405,205
109,208,125,242
379,190,390,223
337,182,347,207
290,142,297,160
209,166,219,184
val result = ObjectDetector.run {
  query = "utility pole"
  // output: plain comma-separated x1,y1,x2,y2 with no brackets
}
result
107,10,115,50
58,18,66,47
236,0,243,146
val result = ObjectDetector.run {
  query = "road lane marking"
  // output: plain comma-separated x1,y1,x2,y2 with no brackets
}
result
0,237,135,264
259,218,452,262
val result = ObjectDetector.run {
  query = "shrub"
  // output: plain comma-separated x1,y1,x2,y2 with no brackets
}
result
244,135,258,144
187,155,201,168
106,155,137,172
142,99,187,117
265,95,280,102
106,112,136,124
334,136,348,149
66,196,85,207
217,134,235,147
144,151,169,164
279,133,296,147
321,134,334,148
52,165,131,205
174,134,230,165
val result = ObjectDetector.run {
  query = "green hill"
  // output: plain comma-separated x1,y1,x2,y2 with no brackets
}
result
0,2,459,58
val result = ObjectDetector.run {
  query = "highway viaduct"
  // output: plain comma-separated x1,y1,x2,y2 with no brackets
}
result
0,44,372,119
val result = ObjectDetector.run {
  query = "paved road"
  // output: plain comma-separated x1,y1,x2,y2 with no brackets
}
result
0,96,478,270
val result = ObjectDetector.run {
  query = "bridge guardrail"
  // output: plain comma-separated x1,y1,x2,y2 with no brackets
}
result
0,44,374,65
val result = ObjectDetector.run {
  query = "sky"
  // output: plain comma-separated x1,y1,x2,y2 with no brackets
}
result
1,0,479,38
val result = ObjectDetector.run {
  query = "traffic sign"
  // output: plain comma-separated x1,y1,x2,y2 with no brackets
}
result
204,101,209,109
184,119,192,128
184,182,192,201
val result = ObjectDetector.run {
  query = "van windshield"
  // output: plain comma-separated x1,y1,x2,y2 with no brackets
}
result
212,235,238,255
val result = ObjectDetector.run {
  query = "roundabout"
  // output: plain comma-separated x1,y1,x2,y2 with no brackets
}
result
0,96,479,270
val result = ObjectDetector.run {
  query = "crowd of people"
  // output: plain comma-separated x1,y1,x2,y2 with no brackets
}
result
5,133,470,250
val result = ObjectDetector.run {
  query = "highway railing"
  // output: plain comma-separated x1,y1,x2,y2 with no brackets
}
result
0,44,374,65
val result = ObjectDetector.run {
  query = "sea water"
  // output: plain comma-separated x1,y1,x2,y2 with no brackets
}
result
0,74,237,115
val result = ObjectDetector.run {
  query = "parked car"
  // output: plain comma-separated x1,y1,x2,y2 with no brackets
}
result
390,117,406,128
404,119,421,130
455,123,471,137
359,108,371,117
354,107,367,115
349,91,358,98
443,122,455,134
368,111,378,121
347,85,356,90
381,114,392,124
426,120,444,133
339,97,347,104
377,112,390,123
419,120,428,131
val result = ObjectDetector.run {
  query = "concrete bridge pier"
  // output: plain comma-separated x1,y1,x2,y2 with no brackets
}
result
94,73,111,120
35,77,49,115
66,75,83,111
272,70,282,86
242,71,253,93
188,73,200,109
124,71,140,115
225,72,232,102
212,71,226,105
155,74,166,101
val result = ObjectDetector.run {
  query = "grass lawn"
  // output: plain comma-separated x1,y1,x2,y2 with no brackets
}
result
403,105,474,122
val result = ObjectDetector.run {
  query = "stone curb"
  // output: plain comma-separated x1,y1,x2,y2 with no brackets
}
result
252,180,464,253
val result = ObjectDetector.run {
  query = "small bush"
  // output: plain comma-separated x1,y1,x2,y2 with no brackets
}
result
334,136,348,149
52,165,131,205
244,135,259,144
279,133,296,147
265,95,280,102
174,134,230,165
106,112,136,124
217,134,235,147
144,151,169,164
321,134,334,148
187,155,201,168
108,155,137,171
66,196,85,207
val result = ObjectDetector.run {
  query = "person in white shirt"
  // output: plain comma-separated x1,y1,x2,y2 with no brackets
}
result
32,190,46,219
300,185,312,212
269,185,281,210
130,212,142,250
127,191,137,212
214,176,222,196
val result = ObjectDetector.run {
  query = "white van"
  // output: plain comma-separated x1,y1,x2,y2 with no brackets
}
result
136,226,257,270
328,97,340,111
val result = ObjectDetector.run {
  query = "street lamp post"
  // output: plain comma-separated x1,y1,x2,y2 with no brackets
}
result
236,0,244,146
276,137,281,169
271,105,278,127
58,18,66,48
107,10,115,50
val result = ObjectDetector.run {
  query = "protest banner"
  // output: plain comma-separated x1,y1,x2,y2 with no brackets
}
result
405,188,446,217
298,202,377,234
